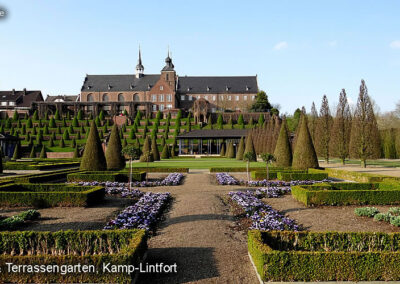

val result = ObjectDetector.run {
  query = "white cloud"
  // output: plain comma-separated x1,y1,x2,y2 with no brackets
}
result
328,40,337,47
274,41,288,50
390,40,400,49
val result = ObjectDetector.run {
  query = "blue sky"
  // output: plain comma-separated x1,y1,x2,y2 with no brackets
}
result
0,0,399,115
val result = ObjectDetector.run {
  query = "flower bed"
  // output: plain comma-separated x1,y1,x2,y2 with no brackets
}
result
255,186,291,198
104,192,171,231
292,182,400,206
355,206,400,227
0,229,146,283
228,190,300,231
249,230,400,282
216,173,240,185
0,209,40,230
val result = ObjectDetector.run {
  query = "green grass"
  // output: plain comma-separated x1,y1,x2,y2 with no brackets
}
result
129,158,265,169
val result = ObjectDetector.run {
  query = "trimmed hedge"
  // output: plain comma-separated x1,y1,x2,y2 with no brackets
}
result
292,182,400,206
0,183,105,207
250,169,307,180
130,167,189,173
3,161,80,171
310,168,400,183
249,230,400,282
3,168,81,184
67,171,146,182
277,172,328,181
0,209,40,230
0,229,147,283
209,167,280,173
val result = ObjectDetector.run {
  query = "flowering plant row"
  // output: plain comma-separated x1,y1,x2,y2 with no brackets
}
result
229,190,300,231
104,192,171,231
215,173,240,185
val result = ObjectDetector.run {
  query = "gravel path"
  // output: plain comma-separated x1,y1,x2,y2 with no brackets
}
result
137,172,258,284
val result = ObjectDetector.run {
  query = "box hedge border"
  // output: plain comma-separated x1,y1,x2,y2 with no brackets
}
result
0,229,147,283
67,171,146,182
248,230,400,282
292,182,400,206
0,183,105,207
130,167,189,173
310,168,400,183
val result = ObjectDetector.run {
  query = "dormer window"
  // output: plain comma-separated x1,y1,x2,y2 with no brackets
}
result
187,87,190,92
130,84,134,90
87,86,91,90
147,84,151,90
160,86,164,91
107,84,111,90
246,86,250,91
206,86,210,92
226,86,229,91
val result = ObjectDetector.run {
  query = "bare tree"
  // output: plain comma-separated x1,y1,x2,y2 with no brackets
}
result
330,89,352,164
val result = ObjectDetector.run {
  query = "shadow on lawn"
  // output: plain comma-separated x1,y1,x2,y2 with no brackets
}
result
137,247,218,284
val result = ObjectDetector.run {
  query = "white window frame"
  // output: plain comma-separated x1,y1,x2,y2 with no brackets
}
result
189,95,193,101
212,95,216,101
159,94,164,102
1,102,7,106
152,95,157,102
160,104,165,111
152,104,157,111
204,95,208,100
181,95,185,101
160,86,164,91
244,95,247,100
167,104,172,109
9,101,15,106
251,95,255,100
167,94,172,102
220,95,224,101
228,95,232,101
235,95,239,101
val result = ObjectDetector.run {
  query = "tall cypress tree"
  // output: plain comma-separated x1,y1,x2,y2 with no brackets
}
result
308,102,318,144
227,142,235,158
292,115,319,169
315,95,333,163
244,134,257,161
105,124,126,170
80,120,106,170
274,118,292,167
236,136,245,160
349,80,381,167
330,89,352,164
139,136,154,162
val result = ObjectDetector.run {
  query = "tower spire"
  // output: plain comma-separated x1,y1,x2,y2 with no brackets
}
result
135,45,144,78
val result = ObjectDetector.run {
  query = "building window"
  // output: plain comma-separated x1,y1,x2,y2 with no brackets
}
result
167,104,172,109
166,74,169,81
211,108,216,113
102,94,109,102
1,102,7,106
228,95,232,101
87,94,93,102
220,95,224,101
9,102,15,106
167,94,172,102
152,105,157,111
244,95,247,100
197,95,200,100
159,94,164,102
204,95,208,100
189,95,193,101
160,104,165,111
251,95,255,100
160,86,164,91
133,94,140,102
212,95,216,101
235,95,239,101
118,94,124,102
152,95,157,102
181,95,185,101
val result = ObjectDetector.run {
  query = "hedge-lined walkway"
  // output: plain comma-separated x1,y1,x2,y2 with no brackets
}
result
138,172,258,283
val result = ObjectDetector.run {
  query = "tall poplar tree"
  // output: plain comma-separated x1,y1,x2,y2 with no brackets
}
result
315,95,333,163
330,89,352,164
308,102,318,144
349,80,381,168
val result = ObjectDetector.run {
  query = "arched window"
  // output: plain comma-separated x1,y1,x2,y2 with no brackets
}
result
102,94,109,102
118,94,125,102
87,94,93,102
133,94,140,102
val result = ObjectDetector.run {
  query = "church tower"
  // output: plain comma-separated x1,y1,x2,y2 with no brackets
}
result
161,49,176,90
135,47,144,78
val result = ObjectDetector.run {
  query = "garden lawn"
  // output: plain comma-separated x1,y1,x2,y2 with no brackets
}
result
130,158,266,169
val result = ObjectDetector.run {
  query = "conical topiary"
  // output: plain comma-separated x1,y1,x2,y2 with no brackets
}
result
273,119,292,167
48,137,54,147
161,144,170,159
244,135,257,161
0,149,3,173
151,138,160,161
59,138,65,148
105,124,126,170
122,138,127,147
12,143,21,160
220,143,226,156
80,120,107,171
39,145,46,158
73,145,79,158
236,137,245,160
292,115,319,169
227,142,235,158
139,136,154,162
29,146,36,158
